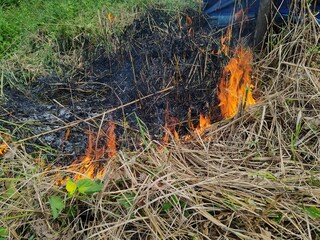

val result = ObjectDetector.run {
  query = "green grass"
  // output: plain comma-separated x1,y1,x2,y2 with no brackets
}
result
0,0,194,58
1,0,100,57
0,0,195,85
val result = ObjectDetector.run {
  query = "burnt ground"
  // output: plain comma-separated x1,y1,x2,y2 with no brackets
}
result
0,8,255,163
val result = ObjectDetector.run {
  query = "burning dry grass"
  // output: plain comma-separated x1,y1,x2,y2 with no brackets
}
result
1,9,320,240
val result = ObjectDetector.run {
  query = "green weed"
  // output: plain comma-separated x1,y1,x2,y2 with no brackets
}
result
291,111,303,161
50,178,103,220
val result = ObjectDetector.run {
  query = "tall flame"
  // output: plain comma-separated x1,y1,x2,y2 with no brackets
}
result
217,47,255,118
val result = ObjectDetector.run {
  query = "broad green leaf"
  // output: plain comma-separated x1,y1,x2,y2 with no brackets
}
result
119,193,136,209
0,227,8,237
66,179,77,196
76,179,103,195
304,206,320,219
49,195,65,219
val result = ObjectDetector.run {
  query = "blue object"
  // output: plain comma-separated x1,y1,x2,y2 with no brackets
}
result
203,0,260,26
203,0,320,26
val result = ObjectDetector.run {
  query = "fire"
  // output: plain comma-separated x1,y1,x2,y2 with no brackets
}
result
0,142,8,156
107,122,116,158
107,12,117,24
183,113,211,141
51,24,256,185
217,27,231,56
162,32,256,143
217,47,255,118
197,113,211,135
162,104,180,144
162,102,212,143
0,134,11,156
163,124,180,144
55,122,117,185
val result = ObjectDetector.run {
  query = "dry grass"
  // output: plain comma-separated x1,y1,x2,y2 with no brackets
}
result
1,4,320,240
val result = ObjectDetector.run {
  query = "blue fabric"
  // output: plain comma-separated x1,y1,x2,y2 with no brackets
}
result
203,0,320,26
203,0,260,26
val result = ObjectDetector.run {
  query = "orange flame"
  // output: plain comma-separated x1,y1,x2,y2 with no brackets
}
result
107,12,117,23
217,27,231,56
162,120,180,144
0,142,8,156
197,113,211,135
184,113,211,141
107,122,116,158
0,134,11,156
54,122,117,185
217,47,255,118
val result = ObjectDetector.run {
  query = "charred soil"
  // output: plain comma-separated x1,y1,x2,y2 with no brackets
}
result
1,8,247,162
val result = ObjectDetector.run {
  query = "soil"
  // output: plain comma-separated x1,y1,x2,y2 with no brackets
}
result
0,8,254,163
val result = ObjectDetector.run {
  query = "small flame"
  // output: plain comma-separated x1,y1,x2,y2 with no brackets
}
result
107,12,117,23
107,12,112,22
107,122,116,158
184,113,211,141
217,27,231,56
162,121,180,144
197,113,211,134
173,129,180,141
54,122,117,185
0,134,11,156
217,47,255,118
0,142,8,156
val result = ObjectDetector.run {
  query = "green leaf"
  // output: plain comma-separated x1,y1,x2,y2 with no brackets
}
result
162,201,173,212
162,195,179,212
304,206,320,219
271,213,283,223
118,193,136,209
49,195,65,219
249,171,278,181
66,179,77,196
76,179,103,195
0,227,8,237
